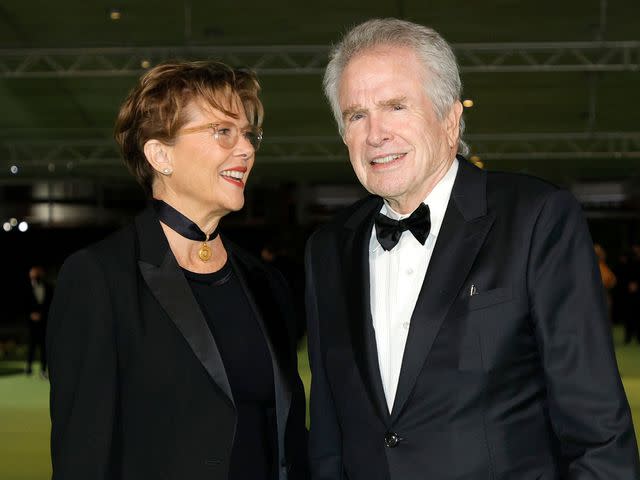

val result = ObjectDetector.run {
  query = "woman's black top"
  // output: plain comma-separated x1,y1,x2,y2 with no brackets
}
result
183,261,277,480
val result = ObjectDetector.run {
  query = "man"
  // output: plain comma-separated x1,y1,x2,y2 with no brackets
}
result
623,244,640,343
26,265,53,378
305,18,639,479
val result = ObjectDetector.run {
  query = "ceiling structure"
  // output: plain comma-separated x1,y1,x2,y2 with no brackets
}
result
0,0,639,227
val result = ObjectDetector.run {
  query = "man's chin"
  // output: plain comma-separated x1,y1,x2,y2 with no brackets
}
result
367,182,407,202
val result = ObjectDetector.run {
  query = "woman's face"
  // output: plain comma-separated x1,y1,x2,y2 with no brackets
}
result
155,96,256,220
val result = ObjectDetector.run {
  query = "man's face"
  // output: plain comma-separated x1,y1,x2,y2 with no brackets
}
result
29,267,42,282
338,45,462,214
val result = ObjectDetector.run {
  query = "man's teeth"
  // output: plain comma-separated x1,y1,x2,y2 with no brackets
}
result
221,170,244,180
372,153,403,164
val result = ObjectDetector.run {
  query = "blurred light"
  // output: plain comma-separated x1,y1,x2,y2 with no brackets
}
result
109,9,121,20
470,155,484,169
2,222,10,232
18,221,28,232
10,165,18,174
9,218,18,227
141,59,151,69
48,163,56,172
66,161,74,170
463,99,474,108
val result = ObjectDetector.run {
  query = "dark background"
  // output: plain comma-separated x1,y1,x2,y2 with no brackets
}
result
1,0,639,329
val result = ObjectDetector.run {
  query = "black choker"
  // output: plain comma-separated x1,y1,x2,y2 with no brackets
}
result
152,199,219,262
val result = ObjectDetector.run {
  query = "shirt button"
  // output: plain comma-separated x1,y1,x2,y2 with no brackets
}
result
406,268,414,275
402,322,410,329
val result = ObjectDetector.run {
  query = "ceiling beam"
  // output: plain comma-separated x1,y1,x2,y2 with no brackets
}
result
1,132,639,177
0,42,638,77
468,132,640,160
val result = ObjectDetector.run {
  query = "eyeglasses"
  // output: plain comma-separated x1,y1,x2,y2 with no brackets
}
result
179,122,263,151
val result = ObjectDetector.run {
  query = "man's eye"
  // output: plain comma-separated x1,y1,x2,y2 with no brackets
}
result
216,127,233,136
349,113,364,122
392,104,406,111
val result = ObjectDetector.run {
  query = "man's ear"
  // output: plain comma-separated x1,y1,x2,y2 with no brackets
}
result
143,139,173,175
445,101,463,148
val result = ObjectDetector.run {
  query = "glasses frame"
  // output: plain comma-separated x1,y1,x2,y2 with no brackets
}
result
178,122,263,151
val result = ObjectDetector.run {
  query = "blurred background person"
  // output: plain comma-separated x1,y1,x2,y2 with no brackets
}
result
594,243,617,321
25,265,53,378
624,244,640,344
47,60,308,480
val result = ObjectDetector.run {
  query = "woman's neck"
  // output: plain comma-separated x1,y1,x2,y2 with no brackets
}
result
160,223,228,274
153,195,222,238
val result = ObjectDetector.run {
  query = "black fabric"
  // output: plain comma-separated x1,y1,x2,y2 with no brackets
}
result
152,199,218,241
183,263,277,480
374,202,431,251
305,157,640,480
46,205,309,480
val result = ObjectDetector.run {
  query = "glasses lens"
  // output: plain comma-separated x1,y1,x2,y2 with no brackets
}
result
245,128,263,151
214,124,237,149
213,124,262,151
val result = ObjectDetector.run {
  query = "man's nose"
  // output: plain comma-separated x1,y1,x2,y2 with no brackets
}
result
366,114,393,147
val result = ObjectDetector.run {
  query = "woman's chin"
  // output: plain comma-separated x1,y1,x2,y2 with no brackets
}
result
223,198,245,214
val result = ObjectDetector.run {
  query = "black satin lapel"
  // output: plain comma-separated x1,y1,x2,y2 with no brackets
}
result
390,204,495,421
228,252,291,465
138,251,234,406
342,215,390,424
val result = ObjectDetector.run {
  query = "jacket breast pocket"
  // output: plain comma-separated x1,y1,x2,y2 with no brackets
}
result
456,287,531,372
448,286,513,322
467,286,513,311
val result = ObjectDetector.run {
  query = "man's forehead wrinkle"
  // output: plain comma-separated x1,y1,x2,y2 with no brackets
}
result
342,95,408,116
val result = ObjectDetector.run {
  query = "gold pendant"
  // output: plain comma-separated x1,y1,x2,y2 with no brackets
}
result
198,242,212,262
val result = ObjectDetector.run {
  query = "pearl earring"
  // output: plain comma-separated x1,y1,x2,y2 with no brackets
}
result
162,167,172,175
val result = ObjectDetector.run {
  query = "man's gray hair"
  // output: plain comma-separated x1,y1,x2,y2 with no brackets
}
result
323,18,469,156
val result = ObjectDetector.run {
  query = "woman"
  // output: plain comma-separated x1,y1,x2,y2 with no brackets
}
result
47,61,308,480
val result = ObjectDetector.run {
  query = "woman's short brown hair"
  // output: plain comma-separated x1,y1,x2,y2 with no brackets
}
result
114,60,263,196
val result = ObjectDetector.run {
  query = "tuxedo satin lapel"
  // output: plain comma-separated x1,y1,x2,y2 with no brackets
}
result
342,201,390,424
390,161,495,421
135,204,234,405
138,252,235,406
228,251,292,463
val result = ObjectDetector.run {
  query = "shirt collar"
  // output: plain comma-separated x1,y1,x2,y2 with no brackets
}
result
370,157,459,253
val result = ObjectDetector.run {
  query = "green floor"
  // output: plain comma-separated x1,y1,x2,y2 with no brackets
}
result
1,327,640,479
0,362,52,480
612,327,640,443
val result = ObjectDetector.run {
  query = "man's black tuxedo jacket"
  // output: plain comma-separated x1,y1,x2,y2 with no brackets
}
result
47,205,309,480
305,158,639,480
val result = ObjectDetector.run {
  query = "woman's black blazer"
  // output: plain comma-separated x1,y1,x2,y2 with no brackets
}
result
47,205,309,480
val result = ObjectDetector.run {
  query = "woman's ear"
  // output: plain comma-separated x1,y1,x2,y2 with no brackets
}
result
143,139,173,175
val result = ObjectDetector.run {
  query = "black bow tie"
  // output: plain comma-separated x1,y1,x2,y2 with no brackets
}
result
374,203,431,251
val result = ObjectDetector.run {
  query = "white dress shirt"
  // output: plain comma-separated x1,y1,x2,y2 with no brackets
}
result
369,158,458,412
32,280,45,305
